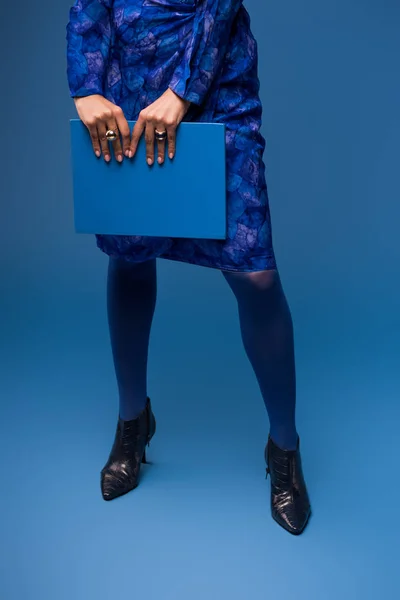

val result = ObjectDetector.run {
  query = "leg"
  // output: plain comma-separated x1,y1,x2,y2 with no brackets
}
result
223,268,311,534
101,257,157,501
222,268,298,450
107,257,157,420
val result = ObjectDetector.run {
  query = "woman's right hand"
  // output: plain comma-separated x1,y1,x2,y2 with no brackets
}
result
74,94,131,162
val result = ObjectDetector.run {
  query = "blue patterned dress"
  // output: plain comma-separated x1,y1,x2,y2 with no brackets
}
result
66,0,276,272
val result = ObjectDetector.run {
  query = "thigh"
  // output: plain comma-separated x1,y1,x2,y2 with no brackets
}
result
108,255,157,282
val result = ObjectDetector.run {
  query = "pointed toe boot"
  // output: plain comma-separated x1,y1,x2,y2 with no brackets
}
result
265,435,311,535
101,397,156,501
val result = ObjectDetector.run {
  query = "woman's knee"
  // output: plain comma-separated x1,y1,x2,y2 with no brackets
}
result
222,268,281,295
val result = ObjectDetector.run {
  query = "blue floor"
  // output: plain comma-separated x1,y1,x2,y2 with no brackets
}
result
1,257,398,599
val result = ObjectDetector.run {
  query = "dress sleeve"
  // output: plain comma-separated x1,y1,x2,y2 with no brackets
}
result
66,0,113,98
168,0,243,106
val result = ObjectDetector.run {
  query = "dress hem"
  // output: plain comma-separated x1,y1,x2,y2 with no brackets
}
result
98,245,277,273
158,253,277,273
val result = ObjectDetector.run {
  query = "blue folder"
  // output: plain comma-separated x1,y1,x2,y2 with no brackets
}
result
70,119,226,239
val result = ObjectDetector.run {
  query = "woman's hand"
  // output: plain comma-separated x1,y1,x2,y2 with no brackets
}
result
129,88,191,165
74,94,131,162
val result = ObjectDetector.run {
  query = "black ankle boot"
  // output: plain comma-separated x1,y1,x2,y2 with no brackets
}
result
265,435,311,535
101,397,156,501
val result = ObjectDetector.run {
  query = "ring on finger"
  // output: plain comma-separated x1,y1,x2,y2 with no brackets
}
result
154,128,167,142
106,129,118,142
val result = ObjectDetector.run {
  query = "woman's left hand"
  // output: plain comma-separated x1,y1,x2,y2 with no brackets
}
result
129,88,191,165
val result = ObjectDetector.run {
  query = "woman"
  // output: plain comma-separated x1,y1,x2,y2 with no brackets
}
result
66,0,312,535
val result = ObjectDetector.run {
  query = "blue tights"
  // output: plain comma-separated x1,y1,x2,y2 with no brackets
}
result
107,257,298,450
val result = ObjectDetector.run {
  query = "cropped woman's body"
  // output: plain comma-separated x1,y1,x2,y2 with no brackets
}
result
67,0,312,535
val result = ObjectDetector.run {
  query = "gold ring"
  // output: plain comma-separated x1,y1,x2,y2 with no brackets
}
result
106,129,118,141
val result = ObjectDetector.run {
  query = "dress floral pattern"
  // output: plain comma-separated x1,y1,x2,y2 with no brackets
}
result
66,0,276,272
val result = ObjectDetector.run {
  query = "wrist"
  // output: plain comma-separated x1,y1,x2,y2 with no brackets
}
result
168,86,191,110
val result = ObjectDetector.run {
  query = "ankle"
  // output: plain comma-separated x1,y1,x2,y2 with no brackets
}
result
269,429,299,451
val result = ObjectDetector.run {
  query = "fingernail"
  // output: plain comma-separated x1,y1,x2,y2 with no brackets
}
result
124,150,130,157
105,155,110,162
169,153,174,159
128,150,133,158
95,150,101,157
147,158,153,165
158,157,163,164
117,155,123,162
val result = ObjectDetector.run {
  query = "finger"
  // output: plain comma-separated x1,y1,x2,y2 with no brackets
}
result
167,126,176,160
155,123,166,165
113,107,131,157
87,122,101,157
97,121,111,162
129,116,146,158
106,117,123,163
145,119,155,166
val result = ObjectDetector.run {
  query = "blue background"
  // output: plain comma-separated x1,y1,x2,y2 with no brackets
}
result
1,0,399,598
